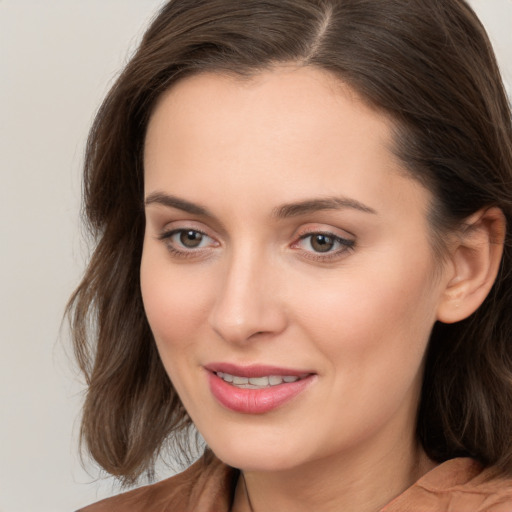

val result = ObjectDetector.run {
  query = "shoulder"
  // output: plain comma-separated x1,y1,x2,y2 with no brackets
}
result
383,458,512,512
76,451,239,512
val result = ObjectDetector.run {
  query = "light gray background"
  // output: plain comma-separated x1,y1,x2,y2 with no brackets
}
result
1,1,511,511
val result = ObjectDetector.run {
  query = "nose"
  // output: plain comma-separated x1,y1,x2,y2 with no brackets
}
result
208,249,288,344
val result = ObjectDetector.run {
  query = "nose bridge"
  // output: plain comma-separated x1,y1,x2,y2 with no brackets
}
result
208,243,286,343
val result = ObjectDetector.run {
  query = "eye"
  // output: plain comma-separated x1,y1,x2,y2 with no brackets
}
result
175,229,207,248
305,233,338,253
294,231,355,259
158,228,218,255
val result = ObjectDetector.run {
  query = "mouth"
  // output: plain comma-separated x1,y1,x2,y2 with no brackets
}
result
215,372,305,389
205,363,316,414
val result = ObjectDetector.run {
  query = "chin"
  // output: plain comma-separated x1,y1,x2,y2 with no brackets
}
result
204,432,310,472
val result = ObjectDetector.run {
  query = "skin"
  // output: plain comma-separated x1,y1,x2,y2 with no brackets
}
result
141,66,465,511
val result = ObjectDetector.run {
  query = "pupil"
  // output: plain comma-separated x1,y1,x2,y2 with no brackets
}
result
312,234,334,253
180,230,203,248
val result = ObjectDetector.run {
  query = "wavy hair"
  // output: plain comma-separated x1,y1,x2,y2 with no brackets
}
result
67,0,512,484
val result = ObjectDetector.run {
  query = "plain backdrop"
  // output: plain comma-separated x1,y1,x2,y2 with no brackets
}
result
0,1,511,511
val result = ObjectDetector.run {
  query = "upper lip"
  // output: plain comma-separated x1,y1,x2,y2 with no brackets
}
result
204,362,313,378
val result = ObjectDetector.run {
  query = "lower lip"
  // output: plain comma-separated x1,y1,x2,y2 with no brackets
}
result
207,372,315,414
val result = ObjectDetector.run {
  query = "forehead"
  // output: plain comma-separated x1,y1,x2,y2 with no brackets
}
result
143,66,430,224
146,66,391,143
144,67,397,174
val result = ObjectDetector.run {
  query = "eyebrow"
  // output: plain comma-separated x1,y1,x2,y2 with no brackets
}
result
272,197,377,218
145,192,211,216
144,192,377,218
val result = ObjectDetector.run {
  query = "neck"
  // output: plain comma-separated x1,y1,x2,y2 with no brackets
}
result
232,431,436,512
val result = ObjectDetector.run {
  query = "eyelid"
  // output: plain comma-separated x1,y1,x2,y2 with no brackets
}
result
293,231,354,249
156,218,218,242
293,224,355,243
155,221,355,262
290,226,356,261
159,227,206,241
157,224,220,258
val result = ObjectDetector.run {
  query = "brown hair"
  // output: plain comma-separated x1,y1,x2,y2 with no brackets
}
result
68,0,512,484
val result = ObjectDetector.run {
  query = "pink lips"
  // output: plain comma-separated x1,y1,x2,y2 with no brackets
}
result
205,363,315,414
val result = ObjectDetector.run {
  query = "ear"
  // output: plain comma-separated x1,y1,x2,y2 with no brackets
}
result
437,207,506,324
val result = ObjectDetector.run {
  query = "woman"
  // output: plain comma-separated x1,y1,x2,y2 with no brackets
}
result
70,0,512,510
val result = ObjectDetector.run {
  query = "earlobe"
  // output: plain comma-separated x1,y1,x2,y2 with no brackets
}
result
436,207,506,324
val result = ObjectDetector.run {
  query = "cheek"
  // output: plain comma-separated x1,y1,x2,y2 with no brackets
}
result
140,244,212,354
292,247,439,378
291,255,439,444
140,248,218,411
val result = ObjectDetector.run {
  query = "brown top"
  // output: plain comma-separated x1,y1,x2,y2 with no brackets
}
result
78,452,512,512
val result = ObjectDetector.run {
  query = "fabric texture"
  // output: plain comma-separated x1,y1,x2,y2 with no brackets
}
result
78,452,512,512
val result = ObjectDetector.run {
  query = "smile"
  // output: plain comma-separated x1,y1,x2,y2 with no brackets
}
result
215,372,301,388
206,364,316,414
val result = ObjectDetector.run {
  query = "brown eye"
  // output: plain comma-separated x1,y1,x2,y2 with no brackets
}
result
179,230,204,248
295,231,355,259
159,228,218,258
310,234,335,253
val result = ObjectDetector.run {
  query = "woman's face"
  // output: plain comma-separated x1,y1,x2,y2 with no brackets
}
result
141,67,449,472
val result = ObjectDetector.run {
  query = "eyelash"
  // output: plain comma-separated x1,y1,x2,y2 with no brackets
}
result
293,231,355,262
158,228,355,262
158,228,216,259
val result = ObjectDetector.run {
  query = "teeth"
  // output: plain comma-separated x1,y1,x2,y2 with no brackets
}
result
249,376,269,386
216,372,302,388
